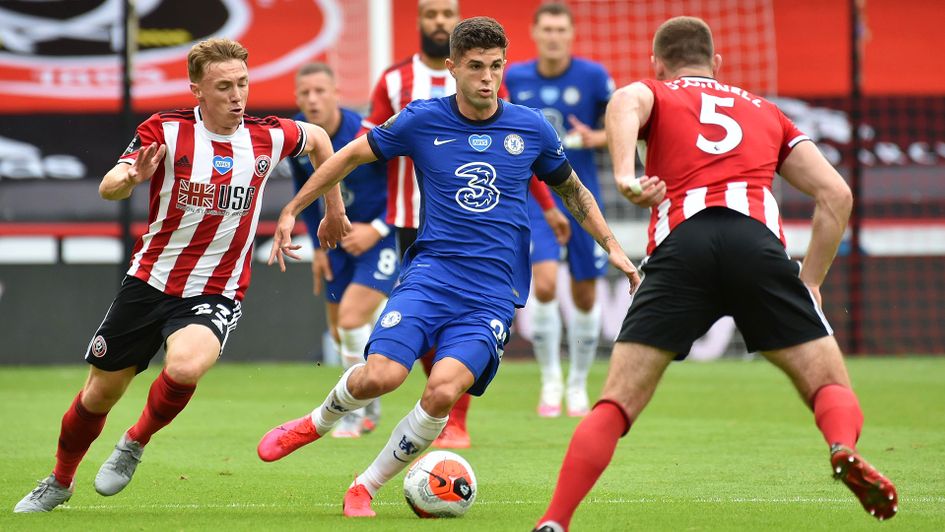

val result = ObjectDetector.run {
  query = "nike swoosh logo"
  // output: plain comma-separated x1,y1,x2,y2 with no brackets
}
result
518,90,534,100
434,137,456,146
373,272,391,281
422,468,448,488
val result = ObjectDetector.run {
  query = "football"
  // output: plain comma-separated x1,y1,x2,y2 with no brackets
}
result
403,450,477,518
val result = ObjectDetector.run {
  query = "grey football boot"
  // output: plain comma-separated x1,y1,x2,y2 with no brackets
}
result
94,433,144,496
14,475,74,512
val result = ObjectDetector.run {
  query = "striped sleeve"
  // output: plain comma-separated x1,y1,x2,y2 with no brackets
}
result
280,118,306,159
776,108,811,169
118,113,164,165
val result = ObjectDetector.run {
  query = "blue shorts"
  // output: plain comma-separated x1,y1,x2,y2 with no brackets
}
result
323,232,399,303
366,277,513,396
528,197,607,281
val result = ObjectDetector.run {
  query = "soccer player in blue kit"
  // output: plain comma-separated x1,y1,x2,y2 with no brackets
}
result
257,17,640,518
505,3,617,417
288,63,396,438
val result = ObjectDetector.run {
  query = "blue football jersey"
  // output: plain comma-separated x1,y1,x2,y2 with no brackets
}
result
288,108,389,235
505,57,614,199
367,96,571,307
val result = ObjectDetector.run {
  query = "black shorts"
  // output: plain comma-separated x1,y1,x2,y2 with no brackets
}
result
616,208,832,356
397,227,418,260
85,276,242,373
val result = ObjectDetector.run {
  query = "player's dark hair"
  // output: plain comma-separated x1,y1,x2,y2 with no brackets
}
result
653,16,714,71
533,2,573,25
296,62,334,81
449,17,508,60
188,38,249,82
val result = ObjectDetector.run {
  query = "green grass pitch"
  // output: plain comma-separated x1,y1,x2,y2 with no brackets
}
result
1,357,943,531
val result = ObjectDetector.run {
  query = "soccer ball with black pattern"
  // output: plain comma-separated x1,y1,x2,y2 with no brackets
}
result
403,451,477,518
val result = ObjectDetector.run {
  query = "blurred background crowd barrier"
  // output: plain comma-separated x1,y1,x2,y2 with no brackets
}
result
1,0,942,363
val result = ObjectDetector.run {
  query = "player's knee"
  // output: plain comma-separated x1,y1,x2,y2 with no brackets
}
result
164,358,213,385
571,288,596,311
420,381,464,417
82,382,125,411
533,278,556,302
348,361,405,398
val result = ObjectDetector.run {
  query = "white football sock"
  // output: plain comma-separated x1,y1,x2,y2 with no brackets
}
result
339,323,372,368
530,299,563,386
567,304,601,391
310,363,374,435
355,401,448,496
338,324,375,421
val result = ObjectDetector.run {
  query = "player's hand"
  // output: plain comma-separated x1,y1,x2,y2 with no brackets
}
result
268,211,301,272
311,249,332,296
543,207,571,245
317,210,352,249
129,142,166,185
618,175,665,208
609,249,642,294
340,222,382,257
566,115,606,149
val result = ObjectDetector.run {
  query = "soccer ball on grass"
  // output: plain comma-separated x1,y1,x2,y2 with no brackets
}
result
403,450,477,518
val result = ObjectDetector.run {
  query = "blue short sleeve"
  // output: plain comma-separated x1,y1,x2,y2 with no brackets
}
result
366,105,418,162
531,113,572,186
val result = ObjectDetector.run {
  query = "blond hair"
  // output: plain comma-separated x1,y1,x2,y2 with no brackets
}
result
187,38,249,83
653,16,714,71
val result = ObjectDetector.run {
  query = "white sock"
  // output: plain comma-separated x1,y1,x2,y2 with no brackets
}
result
310,363,374,435
338,324,375,419
530,299,563,386
567,304,601,390
339,324,372,368
354,401,448,496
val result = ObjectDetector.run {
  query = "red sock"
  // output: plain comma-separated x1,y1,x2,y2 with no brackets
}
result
539,400,631,530
127,370,196,446
420,347,436,376
448,393,471,430
53,392,108,487
812,384,863,449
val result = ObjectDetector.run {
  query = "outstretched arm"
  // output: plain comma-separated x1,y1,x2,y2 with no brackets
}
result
269,134,378,271
550,172,641,292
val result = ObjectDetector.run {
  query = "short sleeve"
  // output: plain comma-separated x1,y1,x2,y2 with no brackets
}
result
282,118,306,159
366,105,418,161
531,112,572,186
118,113,164,165
596,65,616,120
776,108,811,169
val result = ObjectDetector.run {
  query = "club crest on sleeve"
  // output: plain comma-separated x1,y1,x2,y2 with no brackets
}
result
504,134,524,155
254,155,272,177
212,155,234,174
380,311,402,328
468,134,492,152
91,335,107,358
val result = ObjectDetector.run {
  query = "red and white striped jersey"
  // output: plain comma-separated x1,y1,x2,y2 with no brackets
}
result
638,76,809,255
118,106,305,301
363,54,456,228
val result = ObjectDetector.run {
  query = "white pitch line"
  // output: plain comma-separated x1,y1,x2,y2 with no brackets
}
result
62,496,945,511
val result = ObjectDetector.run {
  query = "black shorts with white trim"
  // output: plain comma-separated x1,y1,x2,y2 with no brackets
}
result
616,207,832,356
84,276,241,373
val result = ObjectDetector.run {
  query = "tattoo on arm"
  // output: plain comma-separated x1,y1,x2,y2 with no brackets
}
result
597,234,615,251
551,173,594,224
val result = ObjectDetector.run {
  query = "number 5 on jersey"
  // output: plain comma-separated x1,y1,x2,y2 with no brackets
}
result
697,93,743,155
